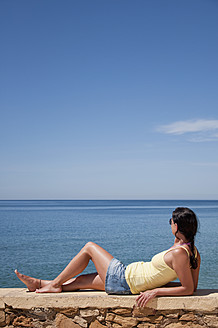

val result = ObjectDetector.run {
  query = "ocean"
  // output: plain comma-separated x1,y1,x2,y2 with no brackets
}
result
0,200,217,289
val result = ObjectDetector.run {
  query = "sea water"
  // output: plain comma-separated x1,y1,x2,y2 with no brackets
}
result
0,200,217,289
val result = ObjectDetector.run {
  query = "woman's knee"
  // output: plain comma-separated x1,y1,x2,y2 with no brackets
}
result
83,242,97,254
84,241,96,249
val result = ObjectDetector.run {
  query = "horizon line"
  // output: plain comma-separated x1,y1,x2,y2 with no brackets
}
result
0,198,217,201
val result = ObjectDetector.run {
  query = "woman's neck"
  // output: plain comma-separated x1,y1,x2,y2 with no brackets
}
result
174,237,190,245
171,239,191,249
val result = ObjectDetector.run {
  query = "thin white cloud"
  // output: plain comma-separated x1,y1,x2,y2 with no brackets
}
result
157,119,218,142
188,135,218,143
158,119,218,135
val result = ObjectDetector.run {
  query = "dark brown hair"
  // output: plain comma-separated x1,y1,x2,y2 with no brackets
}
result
172,207,199,269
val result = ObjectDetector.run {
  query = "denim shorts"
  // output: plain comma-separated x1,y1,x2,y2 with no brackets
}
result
105,258,132,295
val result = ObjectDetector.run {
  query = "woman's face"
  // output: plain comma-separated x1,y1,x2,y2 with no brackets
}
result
170,218,178,236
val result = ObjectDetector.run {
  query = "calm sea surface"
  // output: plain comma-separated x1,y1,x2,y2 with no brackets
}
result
0,200,217,289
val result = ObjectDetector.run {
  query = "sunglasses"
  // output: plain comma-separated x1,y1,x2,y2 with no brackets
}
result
169,218,173,225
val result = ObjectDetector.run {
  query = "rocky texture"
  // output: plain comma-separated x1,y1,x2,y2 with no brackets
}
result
0,289,217,327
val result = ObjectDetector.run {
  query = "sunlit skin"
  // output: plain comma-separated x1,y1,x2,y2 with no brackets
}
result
15,218,201,307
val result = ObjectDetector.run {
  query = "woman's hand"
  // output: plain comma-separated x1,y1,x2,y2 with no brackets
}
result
136,289,158,307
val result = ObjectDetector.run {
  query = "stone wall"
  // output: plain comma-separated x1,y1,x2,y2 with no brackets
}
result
0,289,217,328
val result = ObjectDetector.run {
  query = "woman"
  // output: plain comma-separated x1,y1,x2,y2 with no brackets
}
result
15,207,201,307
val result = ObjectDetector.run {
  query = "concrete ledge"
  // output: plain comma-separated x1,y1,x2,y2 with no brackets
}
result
0,289,217,312
0,289,218,328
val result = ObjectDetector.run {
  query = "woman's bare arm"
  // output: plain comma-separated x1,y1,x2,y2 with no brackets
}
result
136,248,199,307
163,250,200,290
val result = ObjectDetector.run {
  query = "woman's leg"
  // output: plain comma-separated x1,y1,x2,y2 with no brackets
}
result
36,242,113,293
15,270,50,292
62,273,104,292
15,271,104,292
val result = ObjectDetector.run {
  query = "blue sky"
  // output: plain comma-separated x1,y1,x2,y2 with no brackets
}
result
0,0,218,200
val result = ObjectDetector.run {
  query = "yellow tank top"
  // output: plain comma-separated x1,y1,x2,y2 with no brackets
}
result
125,246,191,294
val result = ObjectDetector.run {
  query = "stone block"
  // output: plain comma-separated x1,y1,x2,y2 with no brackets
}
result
165,313,179,319
31,321,45,328
106,313,138,328
81,309,99,316
203,315,218,328
99,309,107,316
57,308,79,317
136,314,163,324
165,323,187,328
28,308,48,321
97,315,105,322
0,311,6,327
137,324,155,328
5,312,15,326
80,309,99,321
4,308,13,314
56,313,80,328
153,315,163,322
105,313,115,322
5,314,11,326
110,324,121,328
179,312,196,321
73,315,88,328
134,316,151,322
166,323,203,328
90,320,106,328
110,308,132,316
13,315,32,327
132,306,155,317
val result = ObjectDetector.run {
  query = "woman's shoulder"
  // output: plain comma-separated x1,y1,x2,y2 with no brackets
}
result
166,245,190,256
166,246,192,267
173,246,190,256
171,245,200,263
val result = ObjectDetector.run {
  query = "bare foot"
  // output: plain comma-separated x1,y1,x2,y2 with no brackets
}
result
14,269,40,292
36,281,62,293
